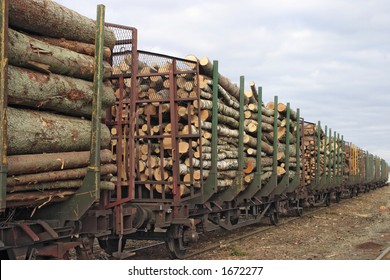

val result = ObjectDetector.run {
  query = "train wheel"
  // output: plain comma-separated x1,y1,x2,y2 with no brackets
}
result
295,201,304,217
166,225,187,259
335,192,341,203
325,193,331,207
269,204,280,225
98,237,126,256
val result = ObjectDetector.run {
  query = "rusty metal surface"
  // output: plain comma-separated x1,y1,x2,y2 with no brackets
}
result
105,23,202,209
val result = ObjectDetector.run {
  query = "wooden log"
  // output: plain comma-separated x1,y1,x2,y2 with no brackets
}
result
30,35,112,61
9,0,116,49
7,107,111,155
8,65,115,117
218,85,240,109
8,29,111,80
7,164,117,187
6,190,75,207
247,103,274,117
7,149,112,176
244,110,281,126
244,119,274,133
244,171,272,184
199,57,240,100
249,81,259,104
243,134,273,155
193,99,239,119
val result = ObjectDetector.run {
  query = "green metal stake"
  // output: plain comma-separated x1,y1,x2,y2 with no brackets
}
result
318,125,327,190
0,0,8,211
215,76,245,203
287,108,301,193
257,96,278,197
315,121,321,186
238,86,263,200
273,102,290,195
35,5,106,222
192,60,219,204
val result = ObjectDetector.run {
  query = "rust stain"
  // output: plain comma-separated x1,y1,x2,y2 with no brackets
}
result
40,117,54,128
27,71,49,83
67,89,87,101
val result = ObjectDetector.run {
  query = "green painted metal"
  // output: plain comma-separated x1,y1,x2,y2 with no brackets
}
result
0,0,7,211
192,61,219,204
286,108,301,193
317,125,327,190
238,86,263,200
214,76,245,203
35,5,106,222
332,131,336,187
272,102,290,195
256,96,278,198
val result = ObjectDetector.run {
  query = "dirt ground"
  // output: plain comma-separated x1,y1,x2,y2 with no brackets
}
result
195,185,390,260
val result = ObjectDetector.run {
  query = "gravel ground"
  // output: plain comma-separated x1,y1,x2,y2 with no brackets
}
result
193,185,390,260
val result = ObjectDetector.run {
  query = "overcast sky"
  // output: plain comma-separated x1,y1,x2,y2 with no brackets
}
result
56,0,390,166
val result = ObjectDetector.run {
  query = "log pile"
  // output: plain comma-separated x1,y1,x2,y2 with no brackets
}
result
112,51,300,196
5,0,117,207
303,123,322,186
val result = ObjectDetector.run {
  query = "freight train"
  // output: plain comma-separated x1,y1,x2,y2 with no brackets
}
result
0,1,388,259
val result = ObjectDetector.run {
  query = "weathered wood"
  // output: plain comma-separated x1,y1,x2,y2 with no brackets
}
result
8,65,115,117
8,29,112,80
6,189,74,207
7,150,113,176
7,164,117,187
9,0,116,49
199,57,240,100
30,35,112,61
7,107,111,155
193,99,239,119
243,134,273,155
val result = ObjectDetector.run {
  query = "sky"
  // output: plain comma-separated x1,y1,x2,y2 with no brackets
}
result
55,0,390,166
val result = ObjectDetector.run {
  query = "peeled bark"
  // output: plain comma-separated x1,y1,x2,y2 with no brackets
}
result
7,149,113,176
9,0,116,49
7,164,117,187
30,35,112,61
199,57,241,101
8,29,112,80
193,99,239,119
7,107,111,155
8,65,115,117
6,190,74,207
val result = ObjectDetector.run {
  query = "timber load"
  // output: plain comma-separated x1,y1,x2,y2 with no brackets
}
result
112,51,299,196
4,0,117,207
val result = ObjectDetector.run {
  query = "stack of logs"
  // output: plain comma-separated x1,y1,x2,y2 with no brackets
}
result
303,123,322,186
111,51,299,196
303,123,346,187
5,0,117,207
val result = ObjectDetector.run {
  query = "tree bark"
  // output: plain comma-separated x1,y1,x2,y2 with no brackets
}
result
7,149,113,176
8,65,115,117
9,0,116,49
7,164,117,187
30,35,112,61
8,29,112,80
199,57,241,101
7,107,111,155
193,99,239,119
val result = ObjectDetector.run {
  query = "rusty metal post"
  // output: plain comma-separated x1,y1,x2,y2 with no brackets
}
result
0,0,8,211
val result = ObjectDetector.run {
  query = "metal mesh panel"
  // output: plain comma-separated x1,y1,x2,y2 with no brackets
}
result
104,24,202,206
132,51,202,202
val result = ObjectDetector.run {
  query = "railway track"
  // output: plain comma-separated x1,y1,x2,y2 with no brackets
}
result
116,204,331,260
108,186,390,260
376,244,390,260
